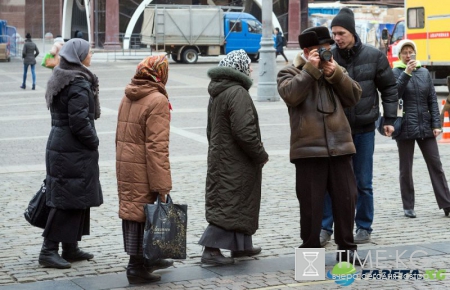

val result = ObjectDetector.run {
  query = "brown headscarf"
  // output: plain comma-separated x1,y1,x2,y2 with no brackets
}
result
134,55,169,98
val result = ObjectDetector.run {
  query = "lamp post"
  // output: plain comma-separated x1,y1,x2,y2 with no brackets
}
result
256,0,279,102
42,0,45,53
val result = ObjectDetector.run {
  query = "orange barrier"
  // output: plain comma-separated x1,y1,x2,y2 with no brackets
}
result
439,111,450,143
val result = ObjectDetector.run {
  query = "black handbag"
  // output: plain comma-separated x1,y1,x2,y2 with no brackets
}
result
376,99,403,138
24,179,50,229
143,195,187,262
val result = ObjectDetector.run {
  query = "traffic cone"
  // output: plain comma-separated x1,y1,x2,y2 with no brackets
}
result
439,111,450,143
441,99,446,111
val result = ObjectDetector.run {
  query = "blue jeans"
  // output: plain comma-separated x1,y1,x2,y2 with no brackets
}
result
23,64,36,86
322,130,375,234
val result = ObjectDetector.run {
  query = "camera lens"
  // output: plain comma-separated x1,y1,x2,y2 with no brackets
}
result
319,48,332,62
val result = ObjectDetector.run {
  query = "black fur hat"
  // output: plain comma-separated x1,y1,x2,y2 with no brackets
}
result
298,26,334,49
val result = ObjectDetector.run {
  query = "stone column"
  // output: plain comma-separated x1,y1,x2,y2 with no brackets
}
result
287,0,300,48
103,0,121,49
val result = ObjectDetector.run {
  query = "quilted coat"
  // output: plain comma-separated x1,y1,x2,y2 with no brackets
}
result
45,78,103,209
205,66,268,235
22,39,39,65
331,36,398,134
392,62,441,140
116,79,172,223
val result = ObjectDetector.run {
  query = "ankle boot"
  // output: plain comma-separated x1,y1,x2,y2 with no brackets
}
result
145,258,174,272
20,84,26,89
201,247,234,265
32,84,35,90
127,255,161,284
38,239,71,269
62,242,94,261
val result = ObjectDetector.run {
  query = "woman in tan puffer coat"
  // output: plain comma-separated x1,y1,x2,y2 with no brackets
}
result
116,55,173,284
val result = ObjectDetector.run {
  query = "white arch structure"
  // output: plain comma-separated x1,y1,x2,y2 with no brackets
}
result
62,0,92,43
123,0,282,49
61,0,281,49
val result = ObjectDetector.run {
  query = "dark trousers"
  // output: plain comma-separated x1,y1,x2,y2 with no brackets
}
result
295,155,357,250
276,51,288,62
397,137,450,210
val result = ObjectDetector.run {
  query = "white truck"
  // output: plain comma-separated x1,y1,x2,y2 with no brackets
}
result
140,5,262,63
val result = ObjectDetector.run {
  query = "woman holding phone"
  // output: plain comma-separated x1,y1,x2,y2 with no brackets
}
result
392,39,450,218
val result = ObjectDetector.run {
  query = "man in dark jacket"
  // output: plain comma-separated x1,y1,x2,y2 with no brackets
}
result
320,8,399,246
277,27,362,263
21,33,39,90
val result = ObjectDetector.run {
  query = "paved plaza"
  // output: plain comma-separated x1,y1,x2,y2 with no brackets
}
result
0,49,450,289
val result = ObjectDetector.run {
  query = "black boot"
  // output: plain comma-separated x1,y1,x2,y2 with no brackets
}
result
145,258,174,272
127,255,161,284
62,242,94,261
32,84,35,90
20,84,25,89
38,239,71,269
201,247,235,265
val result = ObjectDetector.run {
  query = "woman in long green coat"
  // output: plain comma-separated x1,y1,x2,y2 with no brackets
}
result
199,50,269,265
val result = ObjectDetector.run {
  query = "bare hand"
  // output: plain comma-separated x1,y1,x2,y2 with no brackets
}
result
434,129,442,137
384,125,395,137
307,49,321,69
405,60,416,75
159,191,170,203
322,58,336,77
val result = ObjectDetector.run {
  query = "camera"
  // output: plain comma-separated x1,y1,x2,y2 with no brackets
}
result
318,47,332,62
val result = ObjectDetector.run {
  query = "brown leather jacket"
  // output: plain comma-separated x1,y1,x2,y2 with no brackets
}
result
277,54,362,161
116,79,172,222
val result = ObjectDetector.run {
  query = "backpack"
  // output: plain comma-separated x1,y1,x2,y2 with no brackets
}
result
281,35,287,46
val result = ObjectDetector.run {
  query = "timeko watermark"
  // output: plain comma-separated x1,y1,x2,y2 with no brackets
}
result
295,248,447,286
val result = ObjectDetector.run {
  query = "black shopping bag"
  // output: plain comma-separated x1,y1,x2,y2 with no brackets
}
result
24,179,50,229
143,195,187,261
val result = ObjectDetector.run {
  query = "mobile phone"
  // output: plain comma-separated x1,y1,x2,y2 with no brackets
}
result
410,54,416,60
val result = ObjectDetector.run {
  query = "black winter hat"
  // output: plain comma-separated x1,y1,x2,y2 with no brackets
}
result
298,26,334,49
331,7,356,36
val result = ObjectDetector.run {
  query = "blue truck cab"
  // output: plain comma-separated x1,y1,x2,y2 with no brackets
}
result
223,12,262,61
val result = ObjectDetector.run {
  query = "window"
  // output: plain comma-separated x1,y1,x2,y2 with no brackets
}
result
247,20,262,34
391,21,405,43
229,20,242,32
407,7,425,29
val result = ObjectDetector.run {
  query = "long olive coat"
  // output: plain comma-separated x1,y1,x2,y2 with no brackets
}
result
205,66,268,236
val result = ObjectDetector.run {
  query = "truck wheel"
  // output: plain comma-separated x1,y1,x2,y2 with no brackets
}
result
182,48,198,64
249,53,259,62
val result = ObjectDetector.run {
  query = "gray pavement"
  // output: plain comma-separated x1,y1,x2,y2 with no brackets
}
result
1,49,450,289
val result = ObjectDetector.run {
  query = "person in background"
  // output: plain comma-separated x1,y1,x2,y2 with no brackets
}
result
199,49,268,265
320,7,399,246
392,39,450,218
21,33,39,90
277,27,362,263
116,55,174,284
41,38,101,269
440,76,450,124
274,27,289,64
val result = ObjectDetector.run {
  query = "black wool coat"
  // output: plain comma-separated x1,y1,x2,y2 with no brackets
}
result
46,77,103,210
205,66,268,235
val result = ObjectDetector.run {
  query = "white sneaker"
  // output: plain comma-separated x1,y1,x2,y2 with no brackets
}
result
320,229,332,247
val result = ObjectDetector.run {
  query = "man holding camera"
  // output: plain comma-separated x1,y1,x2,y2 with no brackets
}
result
320,8,399,246
277,27,362,262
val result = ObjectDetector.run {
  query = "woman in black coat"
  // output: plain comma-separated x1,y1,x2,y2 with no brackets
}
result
392,39,450,218
40,38,103,269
